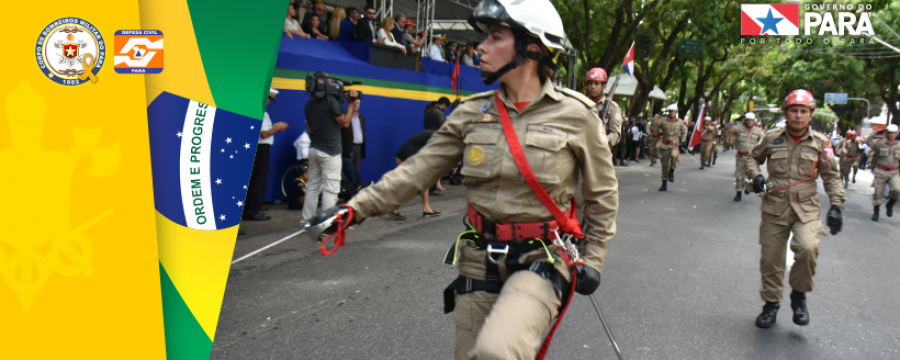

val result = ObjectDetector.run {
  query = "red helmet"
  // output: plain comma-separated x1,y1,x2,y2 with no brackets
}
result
755,122,762,127
846,130,857,136
783,89,816,111
585,68,608,82
711,121,718,126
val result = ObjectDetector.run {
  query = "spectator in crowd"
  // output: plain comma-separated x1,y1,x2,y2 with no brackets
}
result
293,128,311,162
461,44,480,67
614,119,630,166
627,119,643,162
339,7,359,41
387,130,442,220
429,35,447,63
328,7,346,40
303,13,329,40
285,3,311,39
862,141,872,170
376,17,407,54
637,117,648,160
445,41,460,64
356,5,380,43
424,97,451,130
243,89,289,221
341,92,366,174
302,0,328,35
301,72,359,225
401,20,425,52
391,13,407,45
285,162,308,210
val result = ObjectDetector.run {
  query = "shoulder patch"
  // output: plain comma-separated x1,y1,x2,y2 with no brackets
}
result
461,90,495,103
557,87,596,109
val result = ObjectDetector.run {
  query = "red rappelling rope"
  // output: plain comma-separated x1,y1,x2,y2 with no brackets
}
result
535,265,578,360
320,207,354,256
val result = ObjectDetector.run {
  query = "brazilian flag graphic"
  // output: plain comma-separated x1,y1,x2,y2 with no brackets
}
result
140,0,285,358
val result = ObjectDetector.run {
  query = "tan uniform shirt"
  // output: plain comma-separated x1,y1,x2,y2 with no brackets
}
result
348,80,619,272
659,118,688,148
837,138,864,157
730,123,765,154
746,127,845,225
595,97,622,146
865,133,900,169
648,118,662,137
700,124,717,141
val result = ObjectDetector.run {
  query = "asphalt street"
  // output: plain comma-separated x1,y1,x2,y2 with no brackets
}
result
211,149,900,360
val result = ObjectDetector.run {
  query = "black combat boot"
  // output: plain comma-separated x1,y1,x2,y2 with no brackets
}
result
755,302,780,328
843,178,848,188
659,180,667,191
852,173,856,183
669,169,675,182
650,158,656,166
699,164,705,170
887,199,896,217
873,205,880,221
790,291,810,326
712,157,716,165
734,191,742,202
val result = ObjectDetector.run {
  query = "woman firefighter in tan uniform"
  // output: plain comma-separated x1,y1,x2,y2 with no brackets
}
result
305,0,618,358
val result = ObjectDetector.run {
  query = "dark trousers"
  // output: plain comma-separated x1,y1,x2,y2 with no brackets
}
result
243,144,270,217
350,144,362,174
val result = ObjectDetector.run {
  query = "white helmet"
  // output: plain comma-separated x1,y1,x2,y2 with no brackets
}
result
888,124,899,133
665,104,678,112
704,116,712,121
745,112,756,120
469,0,571,83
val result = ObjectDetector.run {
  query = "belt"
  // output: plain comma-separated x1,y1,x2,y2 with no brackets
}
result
877,165,899,171
652,135,662,138
467,204,557,241
737,151,749,157
701,140,714,143
352,143,362,146
662,140,677,146
257,143,271,147
844,155,858,158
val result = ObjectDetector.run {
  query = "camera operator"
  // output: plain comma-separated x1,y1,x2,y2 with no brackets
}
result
302,71,359,225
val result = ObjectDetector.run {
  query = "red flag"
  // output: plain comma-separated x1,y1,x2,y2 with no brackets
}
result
451,58,460,95
688,102,706,149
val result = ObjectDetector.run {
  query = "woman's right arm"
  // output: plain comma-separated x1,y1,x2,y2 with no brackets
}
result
347,107,469,220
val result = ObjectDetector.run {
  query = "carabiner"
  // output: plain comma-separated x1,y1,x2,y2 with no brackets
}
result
486,243,509,264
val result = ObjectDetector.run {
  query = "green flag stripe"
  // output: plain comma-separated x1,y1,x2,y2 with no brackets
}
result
187,0,286,120
159,262,213,360
273,68,475,96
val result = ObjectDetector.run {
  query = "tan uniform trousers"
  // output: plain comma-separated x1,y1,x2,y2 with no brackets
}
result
660,146,678,181
735,156,752,192
649,136,661,159
840,156,861,180
759,210,826,303
453,241,565,360
872,168,900,206
700,142,715,164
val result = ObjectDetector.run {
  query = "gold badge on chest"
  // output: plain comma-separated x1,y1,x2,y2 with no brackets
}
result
468,145,485,166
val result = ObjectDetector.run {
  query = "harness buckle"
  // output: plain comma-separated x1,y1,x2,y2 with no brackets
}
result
486,243,509,264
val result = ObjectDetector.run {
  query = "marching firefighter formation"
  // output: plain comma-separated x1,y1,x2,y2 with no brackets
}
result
294,0,898,357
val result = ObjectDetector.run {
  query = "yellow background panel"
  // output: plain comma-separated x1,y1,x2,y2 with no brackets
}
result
0,1,165,359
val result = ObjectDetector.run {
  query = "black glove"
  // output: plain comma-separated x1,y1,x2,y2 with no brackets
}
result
752,175,767,193
306,205,356,240
827,205,842,235
575,266,601,295
876,129,887,135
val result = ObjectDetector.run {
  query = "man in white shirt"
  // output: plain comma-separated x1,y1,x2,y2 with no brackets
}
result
243,89,288,221
429,35,447,63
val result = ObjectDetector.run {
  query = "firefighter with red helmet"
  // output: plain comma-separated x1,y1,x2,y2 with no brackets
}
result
584,67,622,147
837,129,864,188
865,123,900,221
746,89,845,328
305,0,618,357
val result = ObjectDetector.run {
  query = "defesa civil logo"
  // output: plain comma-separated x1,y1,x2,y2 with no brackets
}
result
114,30,164,74
35,18,105,86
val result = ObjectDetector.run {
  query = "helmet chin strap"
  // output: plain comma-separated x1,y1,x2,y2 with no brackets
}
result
480,32,559,85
